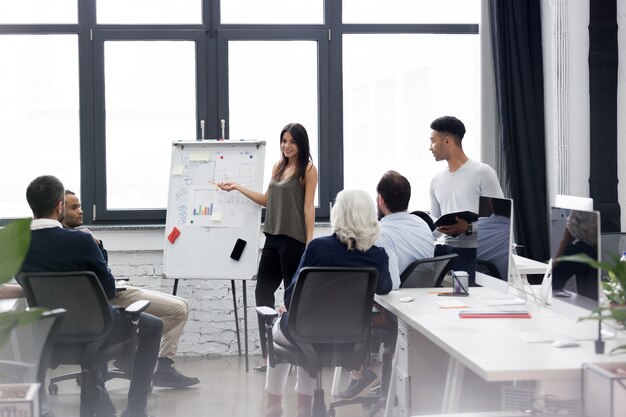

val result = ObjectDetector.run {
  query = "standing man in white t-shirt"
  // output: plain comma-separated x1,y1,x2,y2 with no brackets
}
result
428,116,504,286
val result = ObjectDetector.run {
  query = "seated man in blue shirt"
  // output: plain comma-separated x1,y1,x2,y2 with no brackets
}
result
19,175,162,417
339,170,435,400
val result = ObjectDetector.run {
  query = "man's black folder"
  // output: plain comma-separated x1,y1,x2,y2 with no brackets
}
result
433,211,479,227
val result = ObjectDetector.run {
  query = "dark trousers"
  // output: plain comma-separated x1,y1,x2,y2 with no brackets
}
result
435,245,477,286
109,308,162,415
256,233,305,358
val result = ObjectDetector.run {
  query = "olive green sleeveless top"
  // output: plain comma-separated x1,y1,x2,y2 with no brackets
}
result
263,175,306,243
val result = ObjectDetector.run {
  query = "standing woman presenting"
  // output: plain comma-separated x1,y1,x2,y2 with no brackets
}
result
218,122,318,371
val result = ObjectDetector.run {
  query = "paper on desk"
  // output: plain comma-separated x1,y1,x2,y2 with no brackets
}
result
434,299,469,309
480,297,526,306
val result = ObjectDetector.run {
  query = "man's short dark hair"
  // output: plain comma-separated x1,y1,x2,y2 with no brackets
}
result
377,170,411,213
26,175,65,218
65,190,75,196
430,116,466,141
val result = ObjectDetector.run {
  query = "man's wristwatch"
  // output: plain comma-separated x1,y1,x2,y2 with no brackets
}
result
465,222,473,236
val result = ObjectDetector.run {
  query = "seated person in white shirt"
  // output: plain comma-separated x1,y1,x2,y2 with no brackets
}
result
339,170,435,400
61,190,199,389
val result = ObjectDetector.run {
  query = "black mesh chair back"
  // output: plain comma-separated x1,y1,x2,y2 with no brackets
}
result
16,271,112,345
400,253,458,288
286,267,379,373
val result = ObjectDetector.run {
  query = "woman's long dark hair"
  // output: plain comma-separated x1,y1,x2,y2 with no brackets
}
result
273,122,313,183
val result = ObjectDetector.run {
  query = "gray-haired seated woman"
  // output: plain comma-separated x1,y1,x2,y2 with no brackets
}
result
264,189,392,417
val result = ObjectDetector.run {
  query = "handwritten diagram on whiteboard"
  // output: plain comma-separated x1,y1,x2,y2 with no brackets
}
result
170,149,259,228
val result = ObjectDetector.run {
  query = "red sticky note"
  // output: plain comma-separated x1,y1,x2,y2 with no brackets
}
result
168,227,181,244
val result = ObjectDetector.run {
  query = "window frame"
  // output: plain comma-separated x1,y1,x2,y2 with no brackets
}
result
216,28,331,218
0,0,480,225
91,29,208,222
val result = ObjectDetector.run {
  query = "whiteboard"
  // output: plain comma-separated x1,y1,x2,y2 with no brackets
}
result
162,140,266,280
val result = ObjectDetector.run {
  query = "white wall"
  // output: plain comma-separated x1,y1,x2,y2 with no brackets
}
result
542,0,626,227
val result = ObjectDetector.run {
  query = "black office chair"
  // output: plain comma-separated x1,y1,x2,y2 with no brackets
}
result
400,253,458,288
476,259,502,280
44,286,134,395
257,266,379,417
410,210,436,232
16,271,150,417
0,308,65,417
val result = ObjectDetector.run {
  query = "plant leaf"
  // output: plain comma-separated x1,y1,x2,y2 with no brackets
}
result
0,218,31,284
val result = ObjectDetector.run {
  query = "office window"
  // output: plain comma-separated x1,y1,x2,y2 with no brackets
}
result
228,40,320,202
342,34,480,209
220,0,324,24
103,41,196,210
0,0,77,24
0,35,80,218
343,0,480,24
0,0,480,223
97,0,202,24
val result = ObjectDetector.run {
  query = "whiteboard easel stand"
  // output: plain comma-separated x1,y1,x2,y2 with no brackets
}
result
163,140,267,374
172,278,249,372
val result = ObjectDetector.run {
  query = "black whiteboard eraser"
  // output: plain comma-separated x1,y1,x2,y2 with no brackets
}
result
230,238,247,260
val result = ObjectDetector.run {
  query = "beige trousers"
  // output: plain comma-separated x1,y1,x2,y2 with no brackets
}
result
112,286,189,360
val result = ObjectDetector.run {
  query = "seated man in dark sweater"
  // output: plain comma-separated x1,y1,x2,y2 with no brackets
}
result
19,175,163,417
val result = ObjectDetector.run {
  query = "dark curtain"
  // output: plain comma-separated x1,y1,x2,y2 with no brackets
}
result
589,0,620,232
489,0,549,262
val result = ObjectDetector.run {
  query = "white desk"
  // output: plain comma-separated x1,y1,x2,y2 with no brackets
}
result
376,287,625,416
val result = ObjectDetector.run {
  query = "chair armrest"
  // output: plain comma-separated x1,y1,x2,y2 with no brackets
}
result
123,299,151,319
255,306,279,367
256,306,278,321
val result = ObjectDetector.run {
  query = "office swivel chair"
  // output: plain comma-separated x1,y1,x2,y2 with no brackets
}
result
410,210,436,232
257,266,379,417
16,271,150,417
44,282,137,393
400,253,458,288
476,259,502,280
0,308,66,417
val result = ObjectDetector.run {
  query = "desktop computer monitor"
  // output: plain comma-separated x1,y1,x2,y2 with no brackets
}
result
550,201,601,316
475,196,514,292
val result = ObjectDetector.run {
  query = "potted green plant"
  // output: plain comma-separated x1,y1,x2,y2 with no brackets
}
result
0,218,46,346
557,253,626,354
